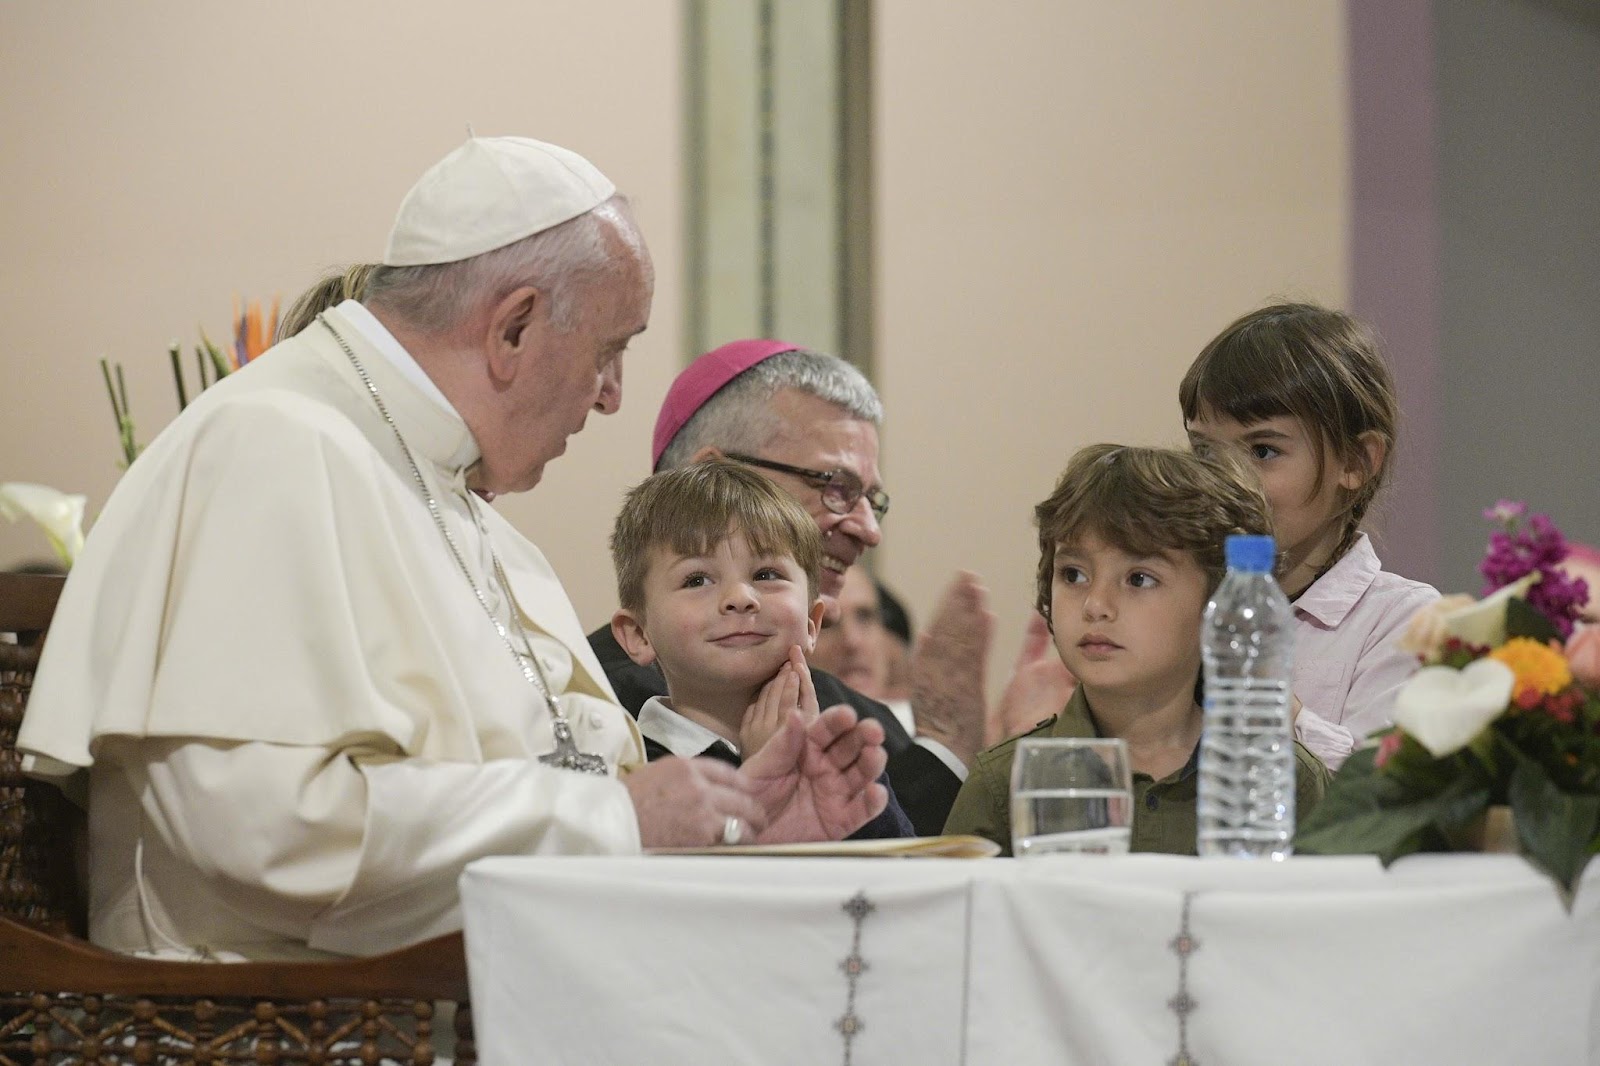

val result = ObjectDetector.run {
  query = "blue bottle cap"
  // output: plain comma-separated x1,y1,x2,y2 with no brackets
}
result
1224,534,1276,572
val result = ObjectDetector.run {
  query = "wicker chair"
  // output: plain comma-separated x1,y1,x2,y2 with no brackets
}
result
0,572,476,1065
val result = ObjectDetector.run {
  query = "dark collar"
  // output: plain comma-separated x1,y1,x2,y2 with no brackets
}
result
1055,687,1201,784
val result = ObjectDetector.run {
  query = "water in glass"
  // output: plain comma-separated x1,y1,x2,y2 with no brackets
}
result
1009,738,1133,856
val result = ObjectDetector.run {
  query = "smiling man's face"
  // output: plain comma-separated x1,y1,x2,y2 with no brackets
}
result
741,388,885,623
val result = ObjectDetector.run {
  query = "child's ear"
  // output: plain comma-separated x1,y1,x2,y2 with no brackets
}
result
611,608,657,668
1338,431,1388,491
802,599,828,652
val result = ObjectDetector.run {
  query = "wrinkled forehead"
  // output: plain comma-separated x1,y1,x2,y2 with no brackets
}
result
606,243,655,320
573,209,653,317
763,403,883,482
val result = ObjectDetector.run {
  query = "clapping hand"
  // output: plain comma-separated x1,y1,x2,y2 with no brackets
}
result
740,704,888,843
987,610,1077,745
910,571,995,764
740,645,821,758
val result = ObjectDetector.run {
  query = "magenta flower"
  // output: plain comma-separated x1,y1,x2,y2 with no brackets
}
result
1479,503,1585,639
1531,570,1587,640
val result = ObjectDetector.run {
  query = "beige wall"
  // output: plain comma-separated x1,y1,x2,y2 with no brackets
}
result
2,1,1351,691
0,1,683,630
874,1,1350,701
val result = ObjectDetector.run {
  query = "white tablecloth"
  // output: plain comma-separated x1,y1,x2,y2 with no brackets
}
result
458,853,1600,1066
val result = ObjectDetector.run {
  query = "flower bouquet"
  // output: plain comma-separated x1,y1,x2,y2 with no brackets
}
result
100,297,278,466
1297,502,1600,897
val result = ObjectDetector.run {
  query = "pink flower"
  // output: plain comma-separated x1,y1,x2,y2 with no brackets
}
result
1541,689,1581,725
1564,626,1600,688
1542,694,1580,726
1374,731,1404,768
1484,500,1527,524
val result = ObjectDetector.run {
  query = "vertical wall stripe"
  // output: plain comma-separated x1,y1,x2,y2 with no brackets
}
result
1347,0,1442,585
691,0,764,350
838,1,874,373
684,0,706,358
772,1,843,354
757,0,777,337
686,0,872,373
1434,1,1600,586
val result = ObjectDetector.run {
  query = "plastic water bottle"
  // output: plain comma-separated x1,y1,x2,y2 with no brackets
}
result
1198,534,1296,859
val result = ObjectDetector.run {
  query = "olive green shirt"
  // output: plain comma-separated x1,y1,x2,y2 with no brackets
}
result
943,687,1331,856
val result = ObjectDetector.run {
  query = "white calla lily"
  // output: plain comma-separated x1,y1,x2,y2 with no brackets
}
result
1393,658,1515,757
0,482,87,566
1438,572,1540,648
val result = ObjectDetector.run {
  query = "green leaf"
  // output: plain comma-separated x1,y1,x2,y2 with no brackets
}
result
1298,750,1492,865
1392,737,1486,794
201,332,232,380
1505,596,1560,643
1506,750,1600,897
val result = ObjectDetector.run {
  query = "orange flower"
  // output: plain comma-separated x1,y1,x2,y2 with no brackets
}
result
1488,637,1573,703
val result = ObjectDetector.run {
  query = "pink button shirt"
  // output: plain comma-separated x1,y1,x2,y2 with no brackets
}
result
1291,532,1439,770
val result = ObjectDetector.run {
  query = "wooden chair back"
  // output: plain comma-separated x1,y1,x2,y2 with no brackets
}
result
0,572,80,935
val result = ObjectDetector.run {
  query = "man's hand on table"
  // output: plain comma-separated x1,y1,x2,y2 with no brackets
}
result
623,757,769,849
740,704,888,843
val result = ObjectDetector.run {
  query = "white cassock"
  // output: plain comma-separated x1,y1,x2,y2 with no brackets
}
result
18,301,645,960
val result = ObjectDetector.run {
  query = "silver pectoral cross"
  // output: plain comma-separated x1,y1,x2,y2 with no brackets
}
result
539,717,609,775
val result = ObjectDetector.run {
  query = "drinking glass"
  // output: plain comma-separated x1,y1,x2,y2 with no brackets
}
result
1009,738,1134,856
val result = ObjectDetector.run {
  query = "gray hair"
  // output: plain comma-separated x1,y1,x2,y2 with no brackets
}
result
363,195,635,338
657,348,884,471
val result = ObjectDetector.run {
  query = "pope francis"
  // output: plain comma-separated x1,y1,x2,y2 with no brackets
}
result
17,136,888,960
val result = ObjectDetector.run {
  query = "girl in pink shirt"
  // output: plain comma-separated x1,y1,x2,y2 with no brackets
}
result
1180,303,1439,770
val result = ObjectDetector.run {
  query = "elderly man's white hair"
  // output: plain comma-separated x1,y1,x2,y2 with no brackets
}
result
657,348,884,471
363,196,639,338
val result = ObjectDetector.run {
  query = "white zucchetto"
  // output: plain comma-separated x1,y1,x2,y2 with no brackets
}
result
383,136,617,267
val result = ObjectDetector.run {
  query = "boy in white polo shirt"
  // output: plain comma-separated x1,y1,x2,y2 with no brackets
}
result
609,459,913,838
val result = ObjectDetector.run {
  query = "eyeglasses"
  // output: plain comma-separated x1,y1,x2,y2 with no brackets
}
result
725,453,890,520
